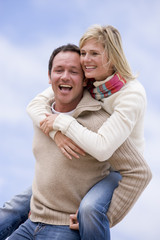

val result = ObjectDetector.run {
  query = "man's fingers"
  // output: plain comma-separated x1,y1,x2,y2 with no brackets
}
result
69,214,79,230
70,213,77,221
69,222,79,230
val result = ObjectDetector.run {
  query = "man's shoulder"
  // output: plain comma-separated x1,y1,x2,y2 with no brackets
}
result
73,90,107,118
74,90,110,132
76,90,101,110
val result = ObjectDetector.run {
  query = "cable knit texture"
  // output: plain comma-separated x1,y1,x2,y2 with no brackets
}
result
29,90,152,227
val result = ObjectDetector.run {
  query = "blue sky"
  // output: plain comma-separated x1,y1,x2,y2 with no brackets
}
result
0,0,160,239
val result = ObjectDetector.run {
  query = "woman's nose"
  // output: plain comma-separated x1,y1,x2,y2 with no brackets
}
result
83,53,91,62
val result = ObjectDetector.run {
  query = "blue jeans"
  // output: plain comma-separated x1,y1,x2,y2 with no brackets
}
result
78,171,122,240
0,187,32,240
8,218,80,240
0,172,121,240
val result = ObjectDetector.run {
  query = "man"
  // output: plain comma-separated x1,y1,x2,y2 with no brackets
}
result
1,44,151,240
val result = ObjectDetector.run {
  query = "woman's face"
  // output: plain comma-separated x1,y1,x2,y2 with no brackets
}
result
80,39,113,81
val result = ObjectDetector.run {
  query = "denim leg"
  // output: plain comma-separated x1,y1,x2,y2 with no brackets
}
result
78,171,122,240
9,219,81,240
0,186,32,240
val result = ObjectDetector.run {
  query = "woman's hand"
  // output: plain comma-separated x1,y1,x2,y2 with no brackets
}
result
55,131,86,160
70,210,79,230
40,113,58,135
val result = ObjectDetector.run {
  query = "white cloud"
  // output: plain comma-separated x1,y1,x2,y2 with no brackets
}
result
0,36,46,85
0,36,54,122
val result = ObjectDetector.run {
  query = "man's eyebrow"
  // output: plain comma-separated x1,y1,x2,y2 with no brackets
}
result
71,66,82,71
54,65,63,68
54,65,78,68
70,66,79,69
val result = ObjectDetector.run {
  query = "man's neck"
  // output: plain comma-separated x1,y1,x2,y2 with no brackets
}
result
51,102,75,115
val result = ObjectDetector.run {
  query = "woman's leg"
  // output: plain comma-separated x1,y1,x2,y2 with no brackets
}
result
0,186,32,240
78,171,122,240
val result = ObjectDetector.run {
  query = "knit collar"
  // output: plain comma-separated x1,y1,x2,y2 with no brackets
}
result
47,90,102,119
87,72,127,100
51,102,75,115
72,90,102,118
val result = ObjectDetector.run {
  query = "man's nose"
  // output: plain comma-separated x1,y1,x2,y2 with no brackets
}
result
61,71,70,80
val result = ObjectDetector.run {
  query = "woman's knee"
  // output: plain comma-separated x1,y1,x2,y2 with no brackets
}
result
78,200,100,223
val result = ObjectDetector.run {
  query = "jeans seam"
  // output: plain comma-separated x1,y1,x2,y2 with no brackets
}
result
34,223,46,235
101,200,111,214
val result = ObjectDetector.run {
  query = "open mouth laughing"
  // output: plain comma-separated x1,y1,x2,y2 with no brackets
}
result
59,84,72,91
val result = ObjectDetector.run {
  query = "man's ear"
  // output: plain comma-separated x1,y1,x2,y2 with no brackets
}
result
48,71,52,84
83,78,88,87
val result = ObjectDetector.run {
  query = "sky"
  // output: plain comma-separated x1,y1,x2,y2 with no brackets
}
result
0,0,160,239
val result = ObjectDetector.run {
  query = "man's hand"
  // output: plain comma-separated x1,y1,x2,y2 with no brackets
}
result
28,211,31,218
70,211,79,230
55,131,85,160
40,113,58,135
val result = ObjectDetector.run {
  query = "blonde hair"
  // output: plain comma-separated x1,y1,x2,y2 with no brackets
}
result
79,24,136,81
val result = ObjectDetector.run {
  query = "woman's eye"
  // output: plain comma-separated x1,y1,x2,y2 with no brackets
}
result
80,52,86,56
92,52,98,56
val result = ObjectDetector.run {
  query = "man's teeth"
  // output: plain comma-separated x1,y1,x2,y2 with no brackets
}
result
60,85,71,87
59,85,72,90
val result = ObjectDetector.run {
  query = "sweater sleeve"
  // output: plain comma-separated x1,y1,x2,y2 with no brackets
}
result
26,87,57,139
26,87,54,126
107,139,152,227
53,87,146,161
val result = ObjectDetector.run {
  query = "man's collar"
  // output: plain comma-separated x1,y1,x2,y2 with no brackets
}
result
72,90,102,118
51,102,75,115
47,89,102,118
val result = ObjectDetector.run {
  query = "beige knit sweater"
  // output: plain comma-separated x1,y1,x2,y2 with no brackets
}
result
30,91,152,227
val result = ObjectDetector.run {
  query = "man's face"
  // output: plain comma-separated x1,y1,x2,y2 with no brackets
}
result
49,51,86,112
